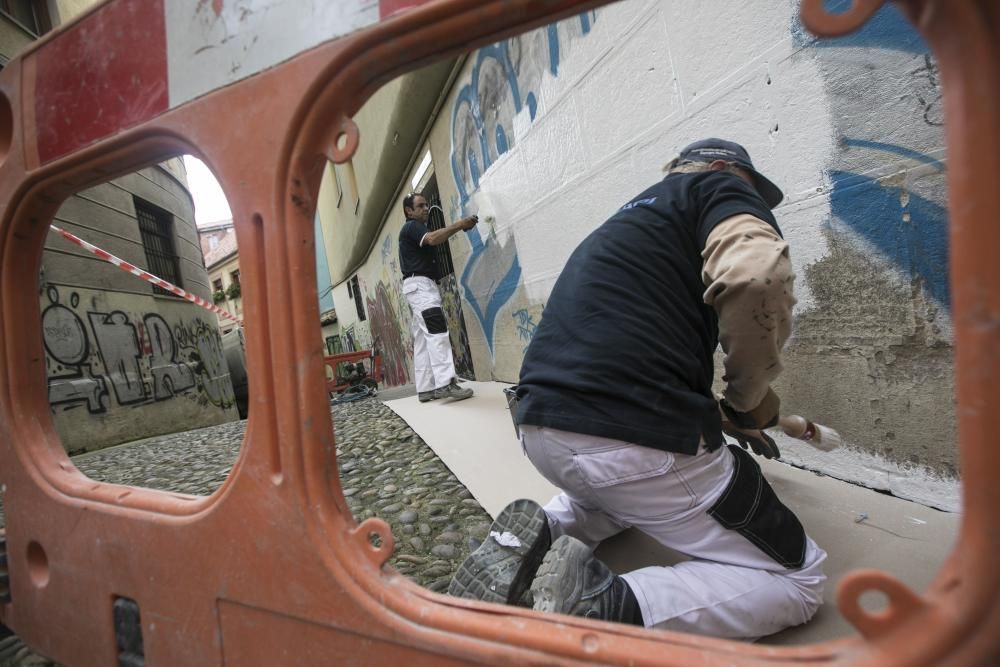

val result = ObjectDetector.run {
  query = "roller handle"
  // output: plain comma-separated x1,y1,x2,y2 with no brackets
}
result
777,415,842,451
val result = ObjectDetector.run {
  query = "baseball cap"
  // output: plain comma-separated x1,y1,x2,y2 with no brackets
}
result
677,138,784,209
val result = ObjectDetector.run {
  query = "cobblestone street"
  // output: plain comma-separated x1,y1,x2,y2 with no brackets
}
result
1,395,492,665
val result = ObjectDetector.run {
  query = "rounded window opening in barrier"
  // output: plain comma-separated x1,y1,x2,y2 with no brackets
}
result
310,0,959,648
0,91,12,167
40,154,248,498
26,541,49,588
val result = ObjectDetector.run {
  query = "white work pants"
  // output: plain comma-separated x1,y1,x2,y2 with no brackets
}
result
520,424,827,640
402,276,457,393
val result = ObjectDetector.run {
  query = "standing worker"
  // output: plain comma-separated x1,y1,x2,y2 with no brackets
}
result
399,192,477,403
449,139,827,640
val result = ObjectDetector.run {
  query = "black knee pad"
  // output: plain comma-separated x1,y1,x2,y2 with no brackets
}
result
421,307,448,334
708,445,807,568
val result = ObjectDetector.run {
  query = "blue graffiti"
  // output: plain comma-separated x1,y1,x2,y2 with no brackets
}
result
450,11,597,352
449,11,598,207
797,5,949,310
459,226,522,355
512,308,539,342
830,166,949,308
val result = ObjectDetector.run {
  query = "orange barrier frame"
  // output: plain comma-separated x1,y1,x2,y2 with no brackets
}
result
0,0,996,664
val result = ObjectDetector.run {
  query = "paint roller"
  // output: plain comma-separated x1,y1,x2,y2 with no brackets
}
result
719,394,842,453
776,415,842,452
466,190,499,227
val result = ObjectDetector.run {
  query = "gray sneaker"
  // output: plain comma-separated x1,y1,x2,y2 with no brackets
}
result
448,499,551,605
530,535,644,626
434,379,473,401
418,390,438,403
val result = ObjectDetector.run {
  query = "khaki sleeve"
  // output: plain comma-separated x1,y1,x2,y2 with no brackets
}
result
701,213,796,412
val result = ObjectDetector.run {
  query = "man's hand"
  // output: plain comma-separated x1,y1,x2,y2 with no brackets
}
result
459,215,479,230
721,422,781,459
719,387,780,430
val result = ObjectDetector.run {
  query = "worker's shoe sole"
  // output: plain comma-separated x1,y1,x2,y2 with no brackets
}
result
530,535,641,625
448,499,550,605
418,391,438,403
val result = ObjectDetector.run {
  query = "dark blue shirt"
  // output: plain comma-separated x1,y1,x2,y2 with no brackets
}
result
399,218,439,279
515,170,780,455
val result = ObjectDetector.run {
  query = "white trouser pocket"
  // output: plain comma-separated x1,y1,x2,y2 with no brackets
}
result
570,444,697,520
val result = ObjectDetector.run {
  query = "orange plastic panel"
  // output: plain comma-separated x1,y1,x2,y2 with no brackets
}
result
0,1,996,665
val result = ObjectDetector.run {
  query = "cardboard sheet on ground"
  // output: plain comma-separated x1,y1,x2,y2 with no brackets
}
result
383,381,960,645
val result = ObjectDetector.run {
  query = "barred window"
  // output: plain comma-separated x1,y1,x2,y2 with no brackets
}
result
424,194,455,278
0,0,52,36
134,198,182,296
349,275,366,322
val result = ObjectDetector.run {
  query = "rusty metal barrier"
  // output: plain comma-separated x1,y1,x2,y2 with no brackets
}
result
0,0,996,664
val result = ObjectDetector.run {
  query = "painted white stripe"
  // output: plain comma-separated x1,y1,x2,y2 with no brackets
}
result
165,0,379,108
766,432,961,512
49,225,241,324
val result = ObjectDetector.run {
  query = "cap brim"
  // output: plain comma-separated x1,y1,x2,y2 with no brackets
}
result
749,170,784,209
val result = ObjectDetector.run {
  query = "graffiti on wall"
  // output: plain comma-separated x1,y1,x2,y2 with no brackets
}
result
437,274,475,378
356,235,414,386
798,3,950,311
43,286,235,414
366,281,411,386
512,307,539,343
448,11,598,353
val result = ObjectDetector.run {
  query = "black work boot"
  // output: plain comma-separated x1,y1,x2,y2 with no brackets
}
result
448,499,551,605
417,390,438,403
434,378,474,401
530,535,644,626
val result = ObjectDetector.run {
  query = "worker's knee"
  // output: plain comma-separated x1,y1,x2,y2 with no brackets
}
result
421,307,448,334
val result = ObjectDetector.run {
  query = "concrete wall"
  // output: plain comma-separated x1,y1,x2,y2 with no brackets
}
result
322,0,957,499
42,161,238,453
41,285,239,453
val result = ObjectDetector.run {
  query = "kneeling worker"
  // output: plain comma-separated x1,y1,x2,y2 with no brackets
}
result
449,139,827,640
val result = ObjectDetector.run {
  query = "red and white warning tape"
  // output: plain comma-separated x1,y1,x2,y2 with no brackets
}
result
48,224,242,325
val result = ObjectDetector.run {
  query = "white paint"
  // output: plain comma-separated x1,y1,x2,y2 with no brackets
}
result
490,530,523,548
766,432,961,512
464,0,837,310
165,0,379,108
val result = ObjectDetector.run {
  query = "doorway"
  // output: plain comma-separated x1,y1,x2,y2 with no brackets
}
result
422,175,475,379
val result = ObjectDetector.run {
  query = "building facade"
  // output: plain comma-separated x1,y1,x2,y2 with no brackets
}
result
42,162,239,454
200,221,243,335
